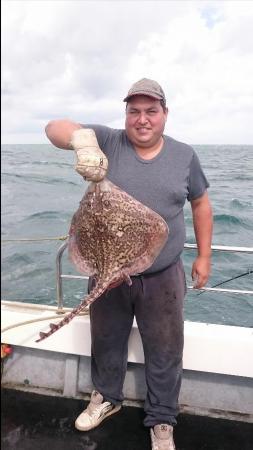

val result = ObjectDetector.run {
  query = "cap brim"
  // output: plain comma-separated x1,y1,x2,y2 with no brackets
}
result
123,92,163,102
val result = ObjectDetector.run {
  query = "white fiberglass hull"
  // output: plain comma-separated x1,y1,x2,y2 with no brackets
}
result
1,300,253,423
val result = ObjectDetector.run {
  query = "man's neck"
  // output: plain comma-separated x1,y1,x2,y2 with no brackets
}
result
134,137,164,160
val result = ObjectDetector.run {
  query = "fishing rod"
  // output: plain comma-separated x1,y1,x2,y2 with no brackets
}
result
197,269,253,295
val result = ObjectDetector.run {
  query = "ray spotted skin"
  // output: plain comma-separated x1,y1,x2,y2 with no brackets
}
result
36,179,168,343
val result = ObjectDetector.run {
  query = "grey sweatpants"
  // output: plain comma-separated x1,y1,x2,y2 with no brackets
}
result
89,258,186,427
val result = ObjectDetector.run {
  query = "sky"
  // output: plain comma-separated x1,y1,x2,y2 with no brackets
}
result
2,0,253,145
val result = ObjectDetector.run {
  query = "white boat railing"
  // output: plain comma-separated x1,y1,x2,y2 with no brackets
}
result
55,242,253,312
184,243,253,253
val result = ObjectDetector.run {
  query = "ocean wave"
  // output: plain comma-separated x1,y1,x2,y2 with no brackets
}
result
30,161,73,168
234,176,253,181
2,172,79,186
24,211,66,220
29,160,73,170
229,199,252,209
2,266,52,282
3,254,33,265
3,159,72,168
214,214,253,230
18,267,52,279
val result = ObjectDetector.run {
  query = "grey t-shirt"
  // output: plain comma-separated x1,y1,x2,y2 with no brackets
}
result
83,124,209,273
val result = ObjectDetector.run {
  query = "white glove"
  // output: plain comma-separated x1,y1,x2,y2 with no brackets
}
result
70,128,108,182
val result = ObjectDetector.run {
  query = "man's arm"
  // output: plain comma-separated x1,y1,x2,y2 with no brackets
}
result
190,191,213,288
45,119,108,181
45,119,82,149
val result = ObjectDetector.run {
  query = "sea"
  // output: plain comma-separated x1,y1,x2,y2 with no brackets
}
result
1,144,253,328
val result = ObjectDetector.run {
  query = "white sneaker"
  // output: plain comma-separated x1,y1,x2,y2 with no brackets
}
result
75,390,121,431
150,424,176,450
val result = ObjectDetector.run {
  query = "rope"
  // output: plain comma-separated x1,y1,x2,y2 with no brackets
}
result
1,310,89,334
1,235,69,243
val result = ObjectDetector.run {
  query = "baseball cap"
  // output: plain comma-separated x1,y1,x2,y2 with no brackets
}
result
123,78,166,104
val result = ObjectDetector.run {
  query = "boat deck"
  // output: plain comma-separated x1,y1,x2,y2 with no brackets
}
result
1,388,252,450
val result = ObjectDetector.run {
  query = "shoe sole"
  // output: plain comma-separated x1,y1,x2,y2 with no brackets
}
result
75,405,122,431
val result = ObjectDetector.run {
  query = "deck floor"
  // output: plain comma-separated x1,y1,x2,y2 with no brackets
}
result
1,388,253,450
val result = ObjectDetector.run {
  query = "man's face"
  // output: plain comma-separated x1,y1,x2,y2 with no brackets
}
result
125,96,168,150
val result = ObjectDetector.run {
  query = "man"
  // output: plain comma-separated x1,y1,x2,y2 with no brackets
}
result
45,78,213,450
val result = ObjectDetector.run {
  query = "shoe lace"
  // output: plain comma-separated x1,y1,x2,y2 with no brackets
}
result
151,428,175,450
89,402,111,419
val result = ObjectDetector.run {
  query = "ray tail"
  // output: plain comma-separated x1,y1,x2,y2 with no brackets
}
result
35,278,111,343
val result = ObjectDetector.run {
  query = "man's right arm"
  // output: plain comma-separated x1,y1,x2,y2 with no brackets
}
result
45,119,82,149
45,119,108,181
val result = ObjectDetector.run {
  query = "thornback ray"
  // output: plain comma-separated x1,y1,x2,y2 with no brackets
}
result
36,178,168,342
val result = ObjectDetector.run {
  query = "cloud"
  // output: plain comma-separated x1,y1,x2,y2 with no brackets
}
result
125,3,253,143
2,0,253,144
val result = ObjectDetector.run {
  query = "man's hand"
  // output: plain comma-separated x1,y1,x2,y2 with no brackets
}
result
70,128,108,182
191,255,211,289
45,121,108,182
